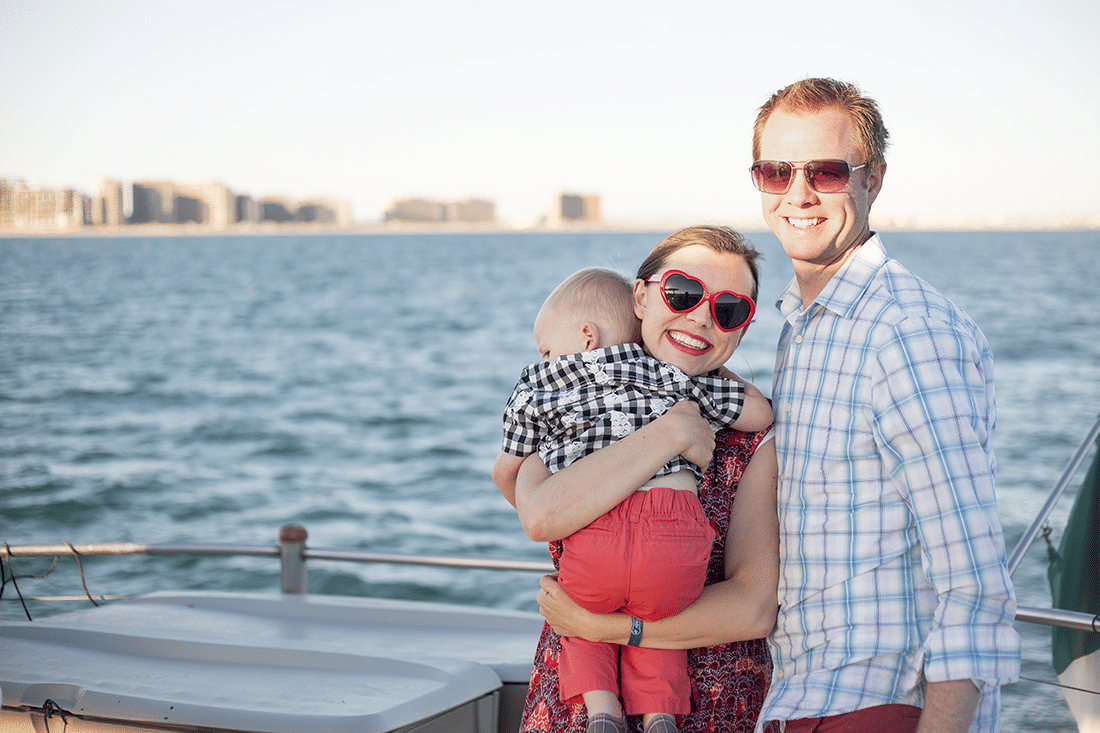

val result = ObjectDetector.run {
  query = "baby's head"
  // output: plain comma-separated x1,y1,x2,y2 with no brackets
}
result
533,267,642,361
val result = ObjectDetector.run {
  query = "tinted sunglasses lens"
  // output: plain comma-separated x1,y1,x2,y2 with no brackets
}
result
714,294,753,330
662,273,704,311
753,161,792,194
805,160,851,192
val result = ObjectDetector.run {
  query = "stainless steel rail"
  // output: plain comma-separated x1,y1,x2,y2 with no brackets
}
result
3,525,1095,634
1007,412,1100,576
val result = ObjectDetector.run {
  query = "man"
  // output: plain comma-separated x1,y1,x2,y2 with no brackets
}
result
754,78,1020,733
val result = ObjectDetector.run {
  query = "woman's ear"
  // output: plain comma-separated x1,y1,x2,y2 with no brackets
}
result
632,279,649,320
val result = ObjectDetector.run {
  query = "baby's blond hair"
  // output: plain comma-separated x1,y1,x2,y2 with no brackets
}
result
544,267,641,346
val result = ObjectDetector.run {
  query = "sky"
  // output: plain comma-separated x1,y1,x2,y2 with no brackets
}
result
2,0,1098,228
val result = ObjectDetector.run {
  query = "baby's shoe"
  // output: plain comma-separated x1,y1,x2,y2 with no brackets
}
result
587,712,627,733
643,713,678,733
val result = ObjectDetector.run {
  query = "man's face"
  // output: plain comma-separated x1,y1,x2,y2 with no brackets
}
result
757,106,884,274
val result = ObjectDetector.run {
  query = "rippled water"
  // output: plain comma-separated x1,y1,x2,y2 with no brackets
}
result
2,229,1098,730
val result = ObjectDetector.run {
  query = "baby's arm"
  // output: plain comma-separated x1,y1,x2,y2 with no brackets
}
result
492,451,527,508
731,378,773,431
711,367,772,431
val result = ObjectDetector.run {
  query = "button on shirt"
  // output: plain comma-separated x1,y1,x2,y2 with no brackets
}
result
759,235,1020,732
501,342,745,480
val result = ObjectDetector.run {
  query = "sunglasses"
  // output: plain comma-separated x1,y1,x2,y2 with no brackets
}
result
750,159,866,195
645,270,755,332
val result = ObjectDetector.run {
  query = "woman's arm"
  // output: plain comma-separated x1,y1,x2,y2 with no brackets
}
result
536,439,779,647
515,400,716,542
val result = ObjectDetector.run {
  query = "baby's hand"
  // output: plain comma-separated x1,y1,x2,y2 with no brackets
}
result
661,401,716,470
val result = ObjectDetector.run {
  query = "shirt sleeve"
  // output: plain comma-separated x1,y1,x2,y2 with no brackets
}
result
500,371,544,457
690,372,746,428
870,320,1020,687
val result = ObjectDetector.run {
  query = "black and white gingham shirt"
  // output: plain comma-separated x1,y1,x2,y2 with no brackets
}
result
501,342,745,480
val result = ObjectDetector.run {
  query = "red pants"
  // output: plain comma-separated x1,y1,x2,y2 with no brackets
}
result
557,487,716,715
777,704,922,732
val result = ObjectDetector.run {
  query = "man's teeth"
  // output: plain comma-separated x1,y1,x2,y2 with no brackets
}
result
671,332,708,349
788,217,822,229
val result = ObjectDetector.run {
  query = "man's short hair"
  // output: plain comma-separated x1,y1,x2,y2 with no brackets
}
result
752,77,890,169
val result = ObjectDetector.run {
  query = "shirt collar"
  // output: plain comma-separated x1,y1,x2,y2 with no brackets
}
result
560,341,648,363
775,233,887,320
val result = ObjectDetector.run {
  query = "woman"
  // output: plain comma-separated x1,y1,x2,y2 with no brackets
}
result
514,226,780,733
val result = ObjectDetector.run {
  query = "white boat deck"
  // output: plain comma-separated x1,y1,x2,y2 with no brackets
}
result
0,591,546,733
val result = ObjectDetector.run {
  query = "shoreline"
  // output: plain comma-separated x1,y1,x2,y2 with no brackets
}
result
3,217,1099,239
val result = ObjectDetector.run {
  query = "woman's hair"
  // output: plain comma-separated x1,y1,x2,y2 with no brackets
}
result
635,225,763,304
751,77,890,169
547,267,641,345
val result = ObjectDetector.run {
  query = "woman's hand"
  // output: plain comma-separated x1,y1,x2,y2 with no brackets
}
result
537,573,620,642
537,574,588,638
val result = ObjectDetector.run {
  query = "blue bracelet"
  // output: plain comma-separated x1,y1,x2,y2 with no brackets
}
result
628,616,643,647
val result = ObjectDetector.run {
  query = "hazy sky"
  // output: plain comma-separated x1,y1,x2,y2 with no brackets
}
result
3,0,1097,226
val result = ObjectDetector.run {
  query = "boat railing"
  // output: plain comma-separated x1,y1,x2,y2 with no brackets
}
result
3,523,1098,634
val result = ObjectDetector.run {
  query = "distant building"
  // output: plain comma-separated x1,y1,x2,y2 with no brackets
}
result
175,182,235,228
0,179,21,229
259,196,296,223
385,197,496,225
0,180,89,229
385,198,447,223
558,192,601,224
236,195,258,224
298,197,351,226
95,178,126,226
447,198,496,224
130,181,176,224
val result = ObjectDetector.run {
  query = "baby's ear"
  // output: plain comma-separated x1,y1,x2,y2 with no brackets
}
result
580,322,600,350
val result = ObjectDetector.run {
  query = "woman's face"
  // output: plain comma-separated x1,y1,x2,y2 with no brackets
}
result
633,245,754,376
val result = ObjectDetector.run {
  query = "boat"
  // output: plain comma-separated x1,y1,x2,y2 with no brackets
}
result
0,529,550,733
3,419,1099,733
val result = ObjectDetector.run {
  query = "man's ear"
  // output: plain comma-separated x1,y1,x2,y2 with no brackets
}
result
867,162,886,207
580,322,600,350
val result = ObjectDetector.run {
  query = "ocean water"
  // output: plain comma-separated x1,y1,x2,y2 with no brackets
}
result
2,229,1098,731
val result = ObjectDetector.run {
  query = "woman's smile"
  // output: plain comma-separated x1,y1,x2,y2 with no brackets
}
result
666,329,712,354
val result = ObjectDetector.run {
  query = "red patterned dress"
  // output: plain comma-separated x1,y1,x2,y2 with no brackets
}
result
519,427,774,733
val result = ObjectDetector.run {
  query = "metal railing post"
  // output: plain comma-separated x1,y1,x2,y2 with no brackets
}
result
278,524,308,594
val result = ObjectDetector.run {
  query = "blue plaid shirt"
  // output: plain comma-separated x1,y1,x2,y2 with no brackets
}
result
760,235,1020,732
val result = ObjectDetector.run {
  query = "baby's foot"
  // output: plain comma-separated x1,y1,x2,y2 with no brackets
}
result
587,712,628,733
643,713,678,733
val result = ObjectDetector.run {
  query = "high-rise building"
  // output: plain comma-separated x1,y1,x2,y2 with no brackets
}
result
384,198,448,223
95,179,125,226
0,179,21,229
236,195,258,224
175,182,234,228
259,196,297,223
130,181,176,224
384,197,496,225
447,198,495,224
558,193,601,223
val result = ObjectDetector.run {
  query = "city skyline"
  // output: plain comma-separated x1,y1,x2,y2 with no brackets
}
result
2,1,1098,230
0,175,614,232
0,176,352,231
